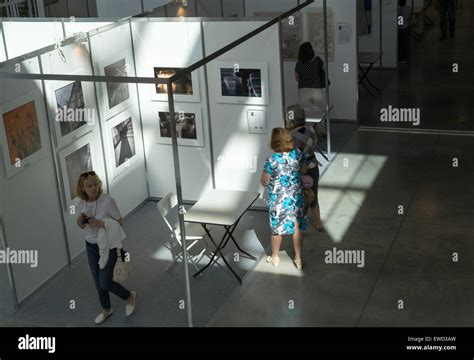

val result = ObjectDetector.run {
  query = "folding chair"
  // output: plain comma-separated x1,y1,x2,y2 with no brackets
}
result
157,193,211,272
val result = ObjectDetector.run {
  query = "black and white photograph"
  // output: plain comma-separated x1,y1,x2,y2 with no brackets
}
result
220,67,262,98
64,143,93,201
55,81,87,137
104,58,130,109
154,67,193,95
159,111,197,140
111,117,136,167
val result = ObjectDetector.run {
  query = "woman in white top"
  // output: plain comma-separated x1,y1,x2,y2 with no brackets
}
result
75,171,136,324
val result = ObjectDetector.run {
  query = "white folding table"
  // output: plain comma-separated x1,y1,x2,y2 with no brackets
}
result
184,189,260,284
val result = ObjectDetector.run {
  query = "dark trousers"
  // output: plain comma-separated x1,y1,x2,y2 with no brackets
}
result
86,242,130,310
399,28,410,61
439,0,455,36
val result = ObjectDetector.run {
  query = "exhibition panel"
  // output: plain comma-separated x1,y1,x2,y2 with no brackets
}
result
0,57,70,303
132,18,213,201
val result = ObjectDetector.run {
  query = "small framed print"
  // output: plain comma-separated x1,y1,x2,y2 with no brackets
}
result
95,52,138,121
58,133,99,205
0,89,49,178
46,74,97,149
151,64,200,103
104,110,141,179
214,61,269,105
154,103,204,147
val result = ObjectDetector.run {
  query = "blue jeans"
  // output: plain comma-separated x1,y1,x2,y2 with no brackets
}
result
86,242,130,310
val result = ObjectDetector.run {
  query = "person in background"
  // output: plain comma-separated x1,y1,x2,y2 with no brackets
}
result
295,42,328,136
398,0,412,64
75,171,136,325
286,105,323,232
439,0,456,40
261,128,307,270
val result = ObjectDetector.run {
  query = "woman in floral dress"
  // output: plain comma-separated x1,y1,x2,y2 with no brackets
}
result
260,128,307,270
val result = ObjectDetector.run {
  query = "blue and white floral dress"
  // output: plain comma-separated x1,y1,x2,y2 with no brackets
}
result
264,148,308,235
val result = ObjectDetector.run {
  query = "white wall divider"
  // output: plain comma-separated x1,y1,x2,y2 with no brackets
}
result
203,20,284,206
296,0,358,121
358,0,398,68
89,22,148,221
0,58,69,303
40,40,105,260
2,21,65,60
132,18,213,202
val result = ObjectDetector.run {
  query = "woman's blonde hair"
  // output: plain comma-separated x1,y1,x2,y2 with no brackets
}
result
270,127,294,153
75,171,103,201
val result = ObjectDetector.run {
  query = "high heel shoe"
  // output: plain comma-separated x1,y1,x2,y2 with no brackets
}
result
266,255,280,267
293,259,303,270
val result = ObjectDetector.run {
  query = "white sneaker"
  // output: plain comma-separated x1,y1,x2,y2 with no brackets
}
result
94,308,113,325
125,291,136,316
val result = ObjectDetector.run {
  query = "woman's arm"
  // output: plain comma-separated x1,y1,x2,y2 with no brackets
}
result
261,171,271,187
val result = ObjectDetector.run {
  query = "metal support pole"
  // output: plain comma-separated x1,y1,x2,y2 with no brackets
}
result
323,0,331,159
379,0,383,84
167,81,193,328
278,17,286,126
220,0,224,17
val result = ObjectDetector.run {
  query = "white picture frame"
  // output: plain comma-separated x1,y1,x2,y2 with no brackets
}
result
306,8,335,62
0,89,49,178
214,61,269,105
154,103,204,147
46,71,97,150
151,63,200,103
58,133,100,206
104,110,140,180
95,51,138,121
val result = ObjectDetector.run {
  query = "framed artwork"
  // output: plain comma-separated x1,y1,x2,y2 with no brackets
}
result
254,11,301,60
214,61,269,105
58,134,98,204
0,90,49,178
95,52,137,121
46,76,97,149
152,66,200,103
155,103,204,147
105,111,140,179
306,8,335,62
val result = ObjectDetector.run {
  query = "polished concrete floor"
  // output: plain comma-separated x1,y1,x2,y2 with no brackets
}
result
209,130,474,327
359,0,474,131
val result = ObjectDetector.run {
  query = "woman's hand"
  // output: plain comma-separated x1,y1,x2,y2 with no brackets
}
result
88,217,105,228
76,215,85,229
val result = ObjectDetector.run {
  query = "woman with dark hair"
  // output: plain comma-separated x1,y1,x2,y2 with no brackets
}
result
295,42,328,134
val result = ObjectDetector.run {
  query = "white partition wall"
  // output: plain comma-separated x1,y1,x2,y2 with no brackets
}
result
0,58,69,303
132,19,213,201
2,21,65,60
40,41,108,259
89,22,149,218
358,0,398,68
296,0,358,121
203,20,284,205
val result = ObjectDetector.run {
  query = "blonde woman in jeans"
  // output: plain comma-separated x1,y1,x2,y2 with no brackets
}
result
295,42,327,135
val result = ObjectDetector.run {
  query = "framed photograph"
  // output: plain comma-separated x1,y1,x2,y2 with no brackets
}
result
58,134,99,204
95,52,138,121
105,111,140,179
46,75,97,149
152,66,200,103
155,103,204,147
254,11,301,60
214,61,269,105
0,89,49,178
306,8,335,62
